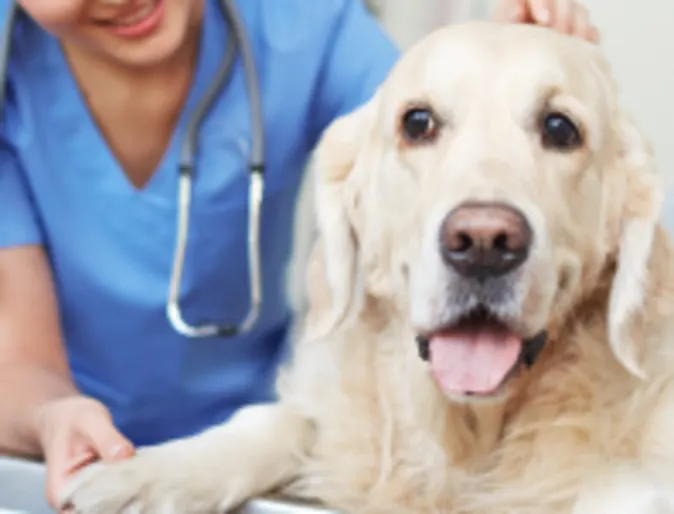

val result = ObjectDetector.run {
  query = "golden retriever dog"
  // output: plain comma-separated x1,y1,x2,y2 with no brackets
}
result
61,20,674,514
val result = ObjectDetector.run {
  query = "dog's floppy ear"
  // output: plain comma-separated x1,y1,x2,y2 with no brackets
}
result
607,113,664,379
306,96,381,338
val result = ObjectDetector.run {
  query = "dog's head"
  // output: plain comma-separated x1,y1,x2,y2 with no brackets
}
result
308,22,663,402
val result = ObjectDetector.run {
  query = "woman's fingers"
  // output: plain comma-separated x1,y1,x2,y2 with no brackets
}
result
526,0,553,26
491,0,601,43
492,0,528,23
78,406,134,461
39,397,135,508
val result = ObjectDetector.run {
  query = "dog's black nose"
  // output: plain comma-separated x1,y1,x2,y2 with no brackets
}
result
439,201,532,279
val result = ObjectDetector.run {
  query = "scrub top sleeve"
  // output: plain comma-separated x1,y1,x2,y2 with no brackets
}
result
308,0,400,146
0,142,43,247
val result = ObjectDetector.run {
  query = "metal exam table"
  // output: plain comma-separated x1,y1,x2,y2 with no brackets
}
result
0,457,340,514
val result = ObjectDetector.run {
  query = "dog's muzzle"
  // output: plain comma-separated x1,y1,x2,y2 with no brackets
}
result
414,201,547,397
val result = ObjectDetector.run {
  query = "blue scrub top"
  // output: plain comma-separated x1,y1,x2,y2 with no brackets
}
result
0,0,399,446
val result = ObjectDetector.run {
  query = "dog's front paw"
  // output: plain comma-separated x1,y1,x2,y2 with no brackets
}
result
60,448,244,514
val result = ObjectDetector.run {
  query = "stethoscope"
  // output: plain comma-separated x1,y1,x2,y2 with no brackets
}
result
0,0,265,339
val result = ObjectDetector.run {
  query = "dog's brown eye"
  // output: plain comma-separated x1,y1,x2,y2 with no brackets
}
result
541,112,582,150
401,108,439,143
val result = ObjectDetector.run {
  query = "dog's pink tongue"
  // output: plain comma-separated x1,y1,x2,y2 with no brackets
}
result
429,326,522,395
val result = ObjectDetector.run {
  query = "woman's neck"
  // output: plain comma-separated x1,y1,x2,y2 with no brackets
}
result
58,17,203,189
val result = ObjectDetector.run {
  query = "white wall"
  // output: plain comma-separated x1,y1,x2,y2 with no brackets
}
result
583,0,674,196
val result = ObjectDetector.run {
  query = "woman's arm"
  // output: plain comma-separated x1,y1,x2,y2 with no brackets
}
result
0,244,135,508
0,127,134,506
0,245,78,457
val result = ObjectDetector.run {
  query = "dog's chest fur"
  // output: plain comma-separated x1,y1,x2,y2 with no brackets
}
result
281,310,659,514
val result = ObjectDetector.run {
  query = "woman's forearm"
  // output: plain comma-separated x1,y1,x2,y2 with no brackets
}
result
0,246,78,457
0,364,78,458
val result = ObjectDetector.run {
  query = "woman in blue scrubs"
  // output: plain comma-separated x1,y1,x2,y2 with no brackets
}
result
0,0,600,507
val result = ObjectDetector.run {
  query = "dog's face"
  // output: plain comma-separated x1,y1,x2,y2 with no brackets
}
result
310,22,662,403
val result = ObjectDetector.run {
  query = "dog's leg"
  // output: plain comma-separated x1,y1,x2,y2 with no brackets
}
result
59,403,312,513
572,465,674,514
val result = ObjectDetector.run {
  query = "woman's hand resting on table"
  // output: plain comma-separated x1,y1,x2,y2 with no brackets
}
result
33,396,135,509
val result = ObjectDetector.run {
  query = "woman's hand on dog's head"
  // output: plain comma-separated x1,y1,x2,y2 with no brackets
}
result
492,0,601,43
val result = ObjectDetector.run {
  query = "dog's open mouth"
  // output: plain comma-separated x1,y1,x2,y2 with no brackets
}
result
417,307,545,398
